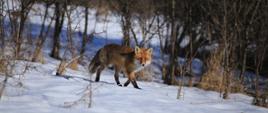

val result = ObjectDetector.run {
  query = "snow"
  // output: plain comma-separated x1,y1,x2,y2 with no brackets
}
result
0,58,267,113
180,35,190,48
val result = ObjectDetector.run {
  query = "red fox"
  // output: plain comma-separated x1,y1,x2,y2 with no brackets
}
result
88,44,152,89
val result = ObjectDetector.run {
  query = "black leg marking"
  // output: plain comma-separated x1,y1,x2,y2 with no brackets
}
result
131,80,141,89
124,79,130,87
95,65,105,82
114,66,121,86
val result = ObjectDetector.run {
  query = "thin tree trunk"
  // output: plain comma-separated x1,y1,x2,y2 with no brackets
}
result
15,0,34,59
80,6,89,62
32,3,50,62
0,0,4,53
50,2,65,60
222,0,230,99
239,48,247,91
0,74,8,100
15,13,26,59
121,15,131,46
120,0,131,46
6,0,17,43
223,68,230,99
253,44,267,105
168,0,178,85
188,27,194,87
254,65,261,105
66,5,78,70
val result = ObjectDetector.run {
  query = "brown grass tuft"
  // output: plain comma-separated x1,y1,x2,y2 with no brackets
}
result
198,50,223,91
68,59,78,70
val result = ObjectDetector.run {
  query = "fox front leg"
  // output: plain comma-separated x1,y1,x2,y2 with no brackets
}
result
124,79,130,87
124,72,141,89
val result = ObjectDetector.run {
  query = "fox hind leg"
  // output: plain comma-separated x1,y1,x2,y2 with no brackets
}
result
95,65,105,82
114,66,122,86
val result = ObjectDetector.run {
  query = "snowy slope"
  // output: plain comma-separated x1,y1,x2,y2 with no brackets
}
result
0,58,267,113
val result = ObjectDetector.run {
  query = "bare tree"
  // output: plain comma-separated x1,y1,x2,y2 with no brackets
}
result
50,1,65,60
253,40,267,106
32,1,53,63
15,0,35,59
65,2,79,70
252,2,268,105
119,0,132,46
0,0,5,53
108,0,135,46
79,5,89,63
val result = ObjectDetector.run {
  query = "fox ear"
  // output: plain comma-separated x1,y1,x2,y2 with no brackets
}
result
135,46,140,53
147,48,153,54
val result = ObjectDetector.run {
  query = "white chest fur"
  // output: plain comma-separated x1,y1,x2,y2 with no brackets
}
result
134,60,145,73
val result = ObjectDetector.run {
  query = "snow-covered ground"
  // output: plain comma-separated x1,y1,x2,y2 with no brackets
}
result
0,57,268,113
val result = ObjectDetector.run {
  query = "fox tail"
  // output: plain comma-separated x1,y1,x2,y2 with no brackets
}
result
88,49,102,73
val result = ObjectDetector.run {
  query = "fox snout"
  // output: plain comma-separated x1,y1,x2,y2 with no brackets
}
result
139,59,151,67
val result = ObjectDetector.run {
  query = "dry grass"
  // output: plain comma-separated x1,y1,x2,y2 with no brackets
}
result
32,49,46,64
68,59,78,70
198,50,223,91
0,59,7,74
198,50,244,93
56,56,81,76
253,93,268,108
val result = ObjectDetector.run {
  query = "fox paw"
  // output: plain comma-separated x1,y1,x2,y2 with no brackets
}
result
117,84,122,87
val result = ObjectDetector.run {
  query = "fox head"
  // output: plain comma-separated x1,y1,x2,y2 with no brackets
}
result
134,46,153,67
